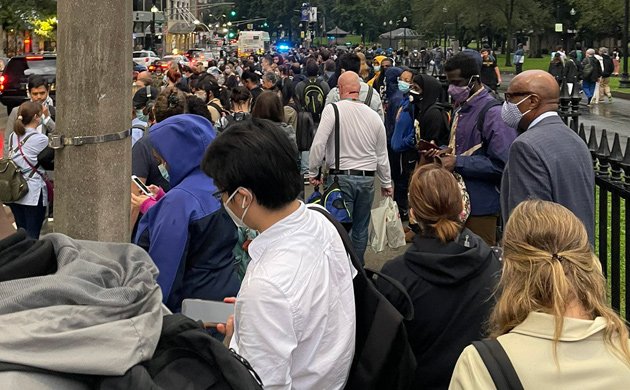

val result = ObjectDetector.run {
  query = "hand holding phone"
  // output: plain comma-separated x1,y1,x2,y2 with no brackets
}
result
417,139,440,152
132,175,154,198
181,299,234,326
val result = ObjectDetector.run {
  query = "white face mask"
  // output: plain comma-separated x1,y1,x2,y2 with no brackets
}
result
224,187,252,229
501,95,532,129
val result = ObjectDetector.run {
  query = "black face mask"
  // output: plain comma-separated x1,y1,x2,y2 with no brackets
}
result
409,90,423,105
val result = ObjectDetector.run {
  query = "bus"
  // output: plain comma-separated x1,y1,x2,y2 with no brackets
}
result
237,31,270,57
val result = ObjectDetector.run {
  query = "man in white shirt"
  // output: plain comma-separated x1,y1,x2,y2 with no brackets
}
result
325,53,384,121
201,118,356,390
309,71,393,264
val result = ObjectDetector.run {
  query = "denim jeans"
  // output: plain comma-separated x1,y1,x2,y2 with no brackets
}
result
300,151,310,175
331,175,375,265
583,80,596,101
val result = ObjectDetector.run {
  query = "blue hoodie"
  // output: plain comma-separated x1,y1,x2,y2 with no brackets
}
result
384,67,403,141
135,114,240,312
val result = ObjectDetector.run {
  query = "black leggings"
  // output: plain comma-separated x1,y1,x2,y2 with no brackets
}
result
9,191,46,239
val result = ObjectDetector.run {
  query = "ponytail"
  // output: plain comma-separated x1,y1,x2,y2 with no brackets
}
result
14,101,41,136
432,218,461,243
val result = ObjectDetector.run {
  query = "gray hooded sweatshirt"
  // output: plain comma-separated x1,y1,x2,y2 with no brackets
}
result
0,233,164,388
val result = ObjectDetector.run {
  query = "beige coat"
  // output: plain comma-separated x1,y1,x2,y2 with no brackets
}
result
449,312,630,389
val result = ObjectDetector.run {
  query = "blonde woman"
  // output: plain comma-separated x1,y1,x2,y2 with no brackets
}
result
449,200,630,389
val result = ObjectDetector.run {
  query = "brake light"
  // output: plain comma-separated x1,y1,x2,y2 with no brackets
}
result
0,75,5,91
148,65,156,71
25,56,44,60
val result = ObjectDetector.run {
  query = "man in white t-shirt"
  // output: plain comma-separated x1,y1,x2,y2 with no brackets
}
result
309,71,393,264
202,118,356,390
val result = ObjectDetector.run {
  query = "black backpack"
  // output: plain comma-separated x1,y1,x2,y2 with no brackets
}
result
309,206,417,390
301,78,326,122
295,110,316,152
97,314,264,389
0,314,264,390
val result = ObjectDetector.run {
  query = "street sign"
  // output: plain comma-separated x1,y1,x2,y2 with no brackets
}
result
555,23,563,32
247,23,254,29
133,11,165,23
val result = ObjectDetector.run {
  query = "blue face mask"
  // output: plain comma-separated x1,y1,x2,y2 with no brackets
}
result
136,109,148,122
398,80,411,94
158,163,170,182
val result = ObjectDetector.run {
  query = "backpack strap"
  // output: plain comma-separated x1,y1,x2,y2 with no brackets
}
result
475,99,502,142
332,103,340,172
364,85,374,107
472,339,524,390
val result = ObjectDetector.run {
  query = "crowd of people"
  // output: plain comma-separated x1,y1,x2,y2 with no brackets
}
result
546,43,621,106
1,42,629,388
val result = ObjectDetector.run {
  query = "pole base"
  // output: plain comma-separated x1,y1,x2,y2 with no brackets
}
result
620,75,630,89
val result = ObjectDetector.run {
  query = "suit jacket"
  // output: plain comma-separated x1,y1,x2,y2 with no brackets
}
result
500,114,595,243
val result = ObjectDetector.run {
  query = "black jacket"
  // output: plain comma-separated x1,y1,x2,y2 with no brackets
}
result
601,54,615,77
377,228,501,390
0,229,56,282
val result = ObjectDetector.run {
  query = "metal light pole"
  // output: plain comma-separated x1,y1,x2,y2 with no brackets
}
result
442,7,448,54
360,22,364,46
621,0,630,88
403,16,407,51
150,1,157,52
389,20,393,49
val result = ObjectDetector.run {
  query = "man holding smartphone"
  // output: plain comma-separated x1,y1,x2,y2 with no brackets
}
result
4,75,55,157
202,119,356,390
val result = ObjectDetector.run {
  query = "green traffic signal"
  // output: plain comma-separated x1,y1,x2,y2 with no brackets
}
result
230,10,236,17
229,32,235,38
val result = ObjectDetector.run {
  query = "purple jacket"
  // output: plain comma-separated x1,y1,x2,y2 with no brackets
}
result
453,89,517,216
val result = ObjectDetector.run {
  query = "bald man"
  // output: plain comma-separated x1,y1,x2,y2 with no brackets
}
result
500,70,595,243
309,71,392,263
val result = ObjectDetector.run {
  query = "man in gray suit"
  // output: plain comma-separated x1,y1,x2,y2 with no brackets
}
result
500,70,595,243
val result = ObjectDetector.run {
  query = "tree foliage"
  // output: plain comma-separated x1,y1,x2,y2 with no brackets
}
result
0,0,56,29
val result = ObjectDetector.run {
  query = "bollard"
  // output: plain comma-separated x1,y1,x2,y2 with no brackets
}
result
596,129,611,177
609,133,624,183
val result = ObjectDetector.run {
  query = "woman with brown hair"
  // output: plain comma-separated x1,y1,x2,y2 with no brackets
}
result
450,200,630,389
5,101,51,238
377,164,501,389
251,90,296,149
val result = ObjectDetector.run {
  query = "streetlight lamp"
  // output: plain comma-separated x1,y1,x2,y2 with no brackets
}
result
402,16,407,51
621,0,630,88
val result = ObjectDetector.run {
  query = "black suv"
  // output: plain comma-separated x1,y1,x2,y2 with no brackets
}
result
0,54,56,115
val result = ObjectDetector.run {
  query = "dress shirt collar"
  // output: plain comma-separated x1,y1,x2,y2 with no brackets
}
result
528,111,559,130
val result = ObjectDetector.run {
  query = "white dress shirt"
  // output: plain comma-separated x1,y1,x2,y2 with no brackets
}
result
230,203,356,390
309,99,392,187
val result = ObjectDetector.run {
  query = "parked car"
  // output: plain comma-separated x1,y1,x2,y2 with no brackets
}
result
0,54,56,115
133,50,159,67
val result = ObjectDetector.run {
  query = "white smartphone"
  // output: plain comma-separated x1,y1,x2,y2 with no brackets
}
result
131,175,153,197
181,299,234,324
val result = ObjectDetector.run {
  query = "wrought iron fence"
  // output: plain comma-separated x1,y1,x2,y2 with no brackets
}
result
558,80,629,319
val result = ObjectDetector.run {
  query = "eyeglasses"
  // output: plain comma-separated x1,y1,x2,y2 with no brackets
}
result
504,91,534,101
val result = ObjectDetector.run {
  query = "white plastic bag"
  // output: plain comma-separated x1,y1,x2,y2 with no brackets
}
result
370,198,406,253
385,198,406,249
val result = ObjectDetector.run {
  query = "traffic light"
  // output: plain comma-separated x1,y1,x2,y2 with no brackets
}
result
230,10,236,17
228,31,235,38
263,22,268,27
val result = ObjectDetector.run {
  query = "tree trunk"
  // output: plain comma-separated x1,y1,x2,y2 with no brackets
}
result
55,0,132,241
505,22,513,67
